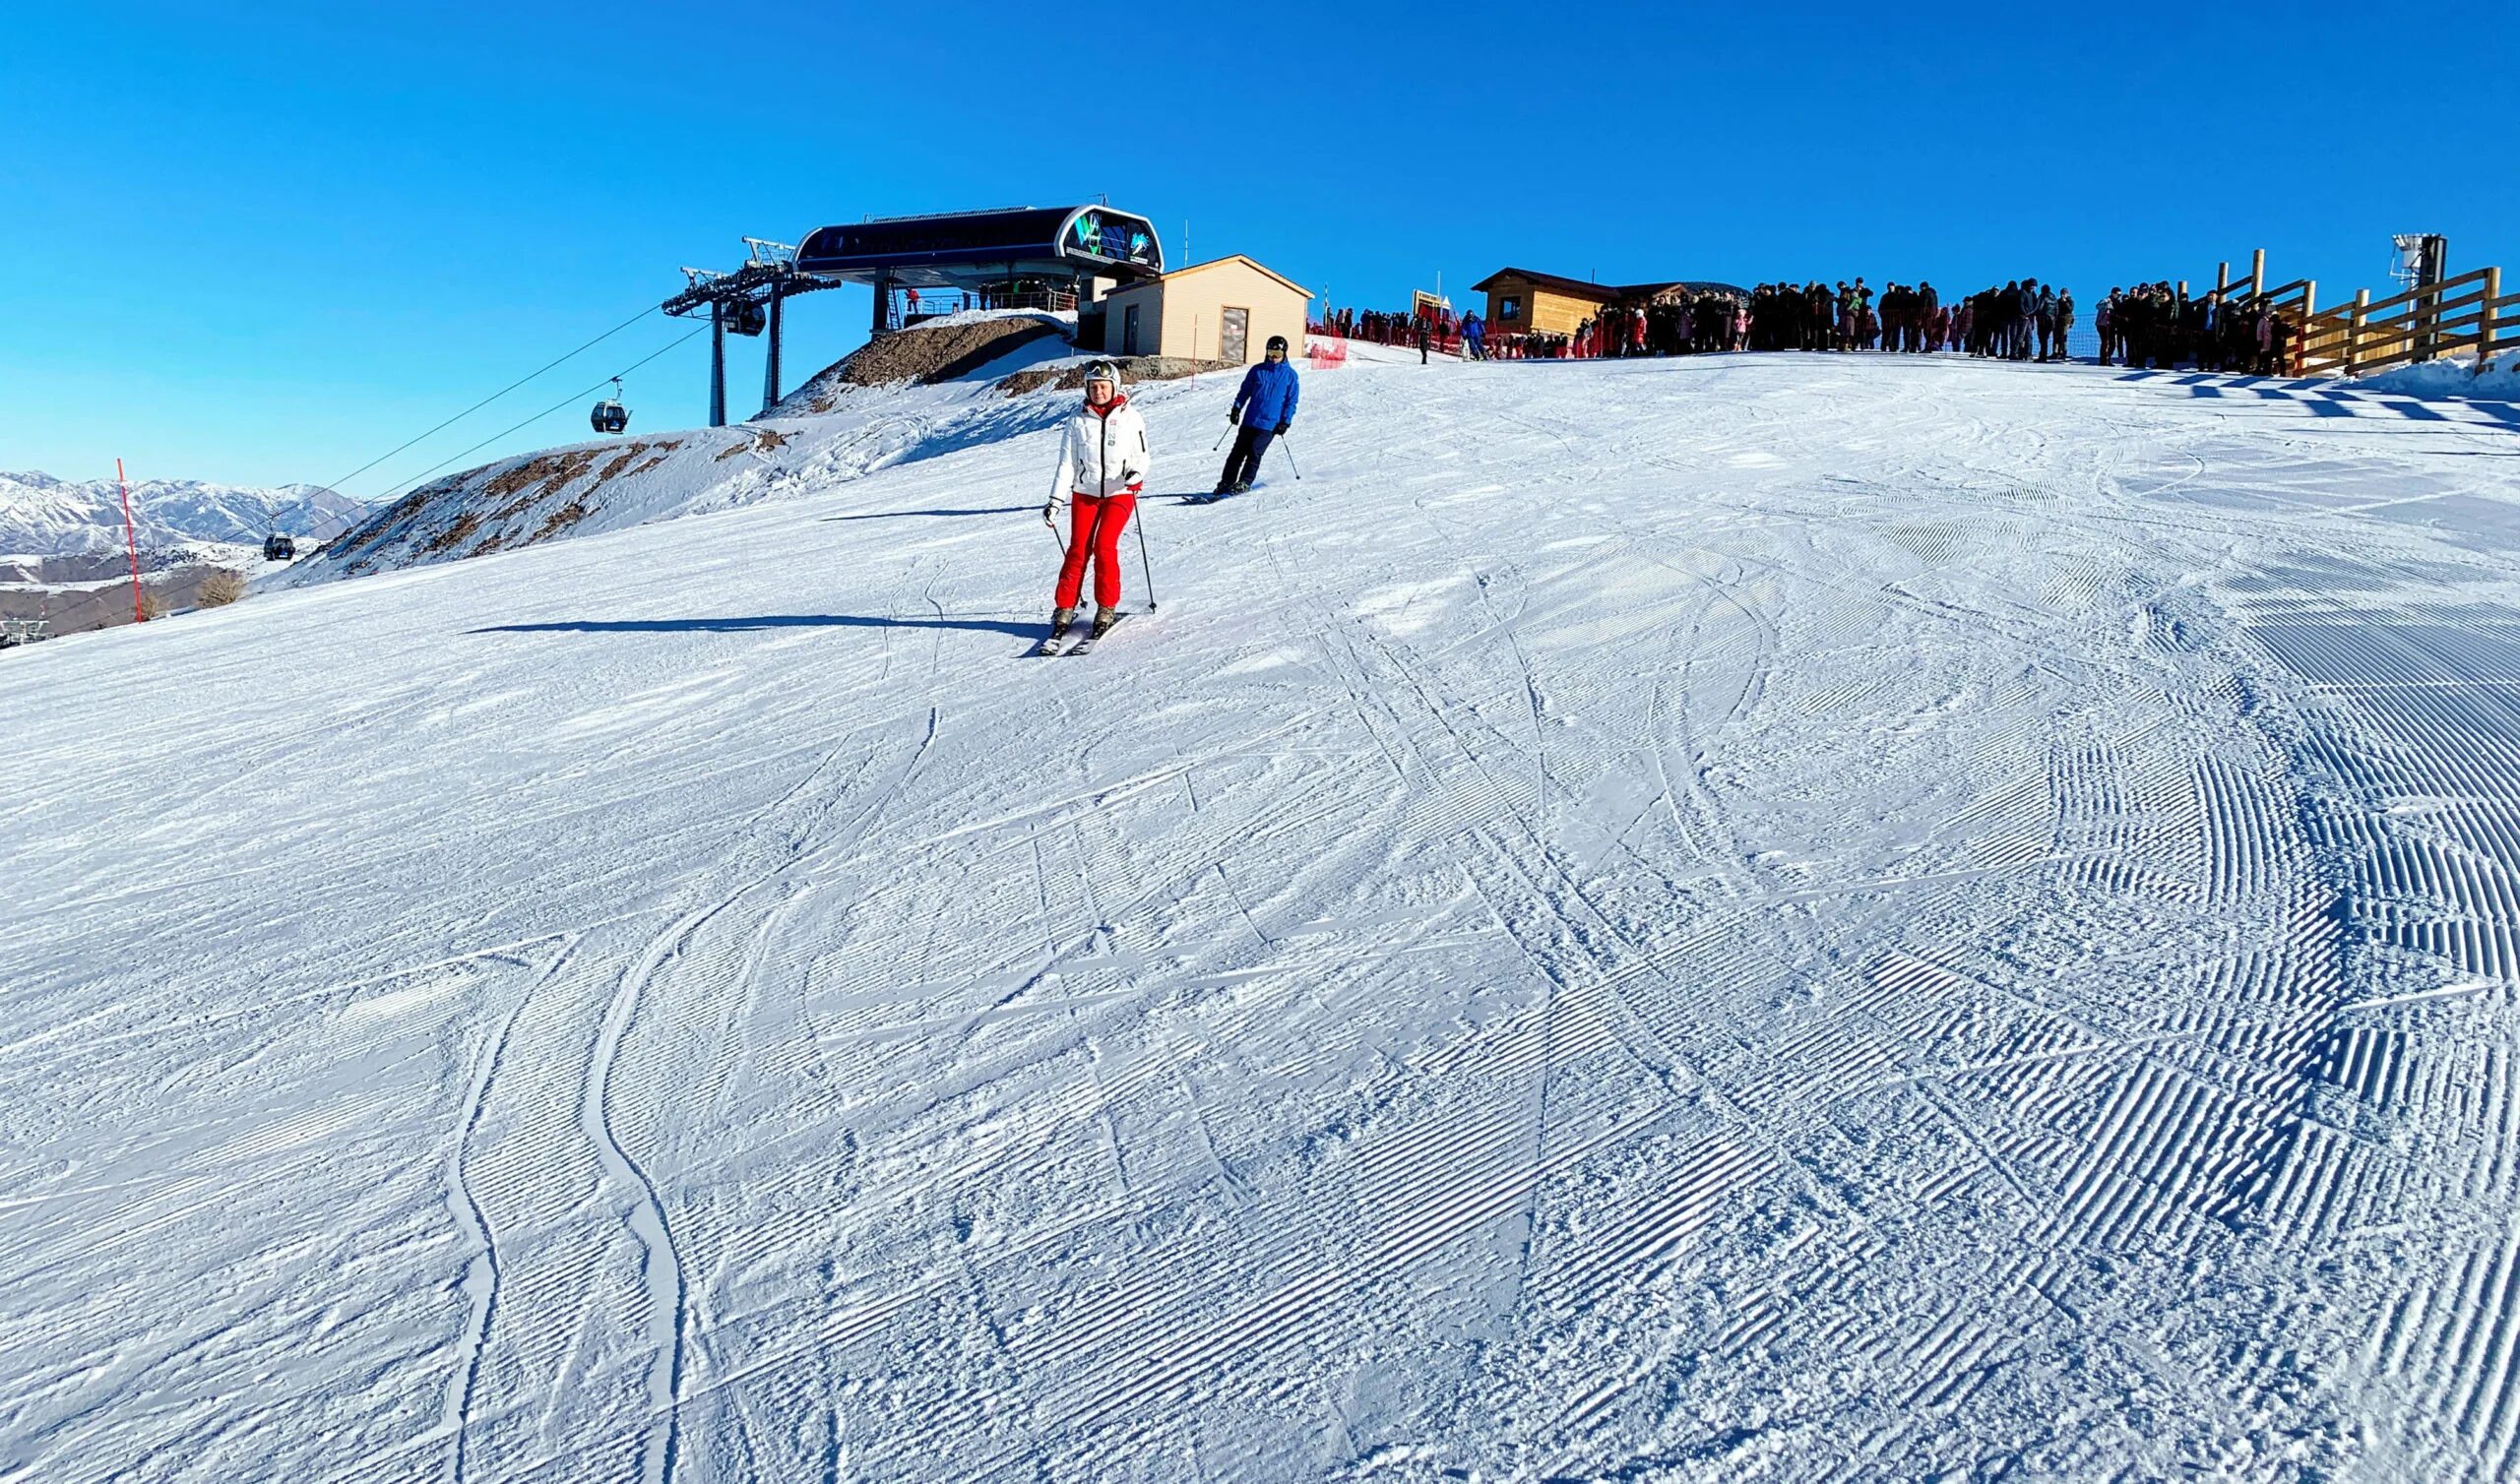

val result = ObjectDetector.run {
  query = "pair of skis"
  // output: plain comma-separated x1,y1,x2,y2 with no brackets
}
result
1032,612,1127,657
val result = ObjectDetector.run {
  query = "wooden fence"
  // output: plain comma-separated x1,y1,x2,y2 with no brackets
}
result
2207,247,2520,377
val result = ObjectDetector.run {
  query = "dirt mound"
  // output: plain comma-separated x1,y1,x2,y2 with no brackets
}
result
0,560,253,638
772,315,1071,415
997,355,1238,397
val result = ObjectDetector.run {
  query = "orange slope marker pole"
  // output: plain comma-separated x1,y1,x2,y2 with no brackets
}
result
116,458,146,623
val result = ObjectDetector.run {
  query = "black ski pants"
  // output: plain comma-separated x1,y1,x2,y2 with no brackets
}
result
1219,424,1277,490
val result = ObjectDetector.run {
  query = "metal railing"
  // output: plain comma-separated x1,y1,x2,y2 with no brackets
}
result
889,289,1077,331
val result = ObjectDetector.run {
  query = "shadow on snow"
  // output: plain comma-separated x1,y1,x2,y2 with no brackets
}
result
474,613,1040,639
819,506,1033,523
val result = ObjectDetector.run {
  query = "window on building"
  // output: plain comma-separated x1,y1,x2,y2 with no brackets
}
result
1500,296,1523,322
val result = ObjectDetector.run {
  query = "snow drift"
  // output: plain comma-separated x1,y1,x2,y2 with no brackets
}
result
2350,345,2520,401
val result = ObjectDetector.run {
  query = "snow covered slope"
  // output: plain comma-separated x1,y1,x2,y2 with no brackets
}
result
0,470,362,556
8,355,2520,1481
284,313,1098,586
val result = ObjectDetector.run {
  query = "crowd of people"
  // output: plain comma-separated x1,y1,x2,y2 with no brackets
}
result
1314,278,2099,363
1567,293,1749,357
2097,283,2297,374
1741,278,2081,361
1310,277,2315,374
1317,306,1448,349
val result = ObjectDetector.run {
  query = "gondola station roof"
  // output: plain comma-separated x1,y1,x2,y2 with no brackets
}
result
794,205,1165,290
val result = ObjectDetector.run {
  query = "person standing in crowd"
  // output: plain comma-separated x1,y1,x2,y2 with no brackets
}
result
2049,287,2075,362
1039,360,1149,653
1215,335,1300,497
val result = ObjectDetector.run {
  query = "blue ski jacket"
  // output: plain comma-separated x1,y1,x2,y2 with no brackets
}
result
1231,359,1300,431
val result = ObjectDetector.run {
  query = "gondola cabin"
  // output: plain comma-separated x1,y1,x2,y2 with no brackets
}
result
263,533,297,562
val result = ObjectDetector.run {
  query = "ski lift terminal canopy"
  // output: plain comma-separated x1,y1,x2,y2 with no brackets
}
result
794,206,1165,290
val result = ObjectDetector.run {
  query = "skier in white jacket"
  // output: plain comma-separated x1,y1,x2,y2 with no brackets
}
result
1039,359,1150,651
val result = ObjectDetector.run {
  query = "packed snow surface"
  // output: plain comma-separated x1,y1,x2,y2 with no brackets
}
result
9,355,2520,1481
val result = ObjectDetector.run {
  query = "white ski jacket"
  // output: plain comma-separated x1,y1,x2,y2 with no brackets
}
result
1052,398,1152,499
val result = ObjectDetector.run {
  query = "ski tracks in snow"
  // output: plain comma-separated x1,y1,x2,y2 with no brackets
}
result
14,355,2520,1480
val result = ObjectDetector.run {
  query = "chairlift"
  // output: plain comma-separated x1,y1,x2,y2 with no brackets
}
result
263,532,297,562
591,377,630,435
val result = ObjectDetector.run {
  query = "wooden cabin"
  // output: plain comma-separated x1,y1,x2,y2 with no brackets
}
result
1472,268,1744,337
1100,256,1311,365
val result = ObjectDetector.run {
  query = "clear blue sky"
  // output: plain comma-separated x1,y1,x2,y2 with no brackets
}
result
4,0,2509,493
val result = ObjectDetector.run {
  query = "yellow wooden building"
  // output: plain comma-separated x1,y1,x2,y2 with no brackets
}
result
1473,269,1622,337
1099,256,1311,365
1471,268,1738,337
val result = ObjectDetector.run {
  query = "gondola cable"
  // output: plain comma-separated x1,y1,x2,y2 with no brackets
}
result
319,303,662,500
374,323,711,500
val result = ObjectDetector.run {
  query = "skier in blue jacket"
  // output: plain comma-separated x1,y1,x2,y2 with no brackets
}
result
1214,336,1299,495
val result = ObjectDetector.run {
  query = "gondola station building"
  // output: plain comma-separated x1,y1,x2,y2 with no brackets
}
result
791,207,1307,368
660,206,1314,424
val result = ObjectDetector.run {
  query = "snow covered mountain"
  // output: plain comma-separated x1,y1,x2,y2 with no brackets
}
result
8,349,2520,1480
0,469,365,556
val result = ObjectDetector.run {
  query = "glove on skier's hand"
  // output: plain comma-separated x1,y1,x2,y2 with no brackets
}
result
1042,499,1064,528
1227,409,1239,425
1275,423,1291,436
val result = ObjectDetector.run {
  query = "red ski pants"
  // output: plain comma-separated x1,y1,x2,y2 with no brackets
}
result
1054,491,1135,610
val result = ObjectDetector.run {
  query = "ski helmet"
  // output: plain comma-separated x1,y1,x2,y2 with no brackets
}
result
1264,335,1289,354
1082,359,1121,399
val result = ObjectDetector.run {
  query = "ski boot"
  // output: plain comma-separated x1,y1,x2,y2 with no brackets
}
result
1071,606,1123,654
1034,606,1076,656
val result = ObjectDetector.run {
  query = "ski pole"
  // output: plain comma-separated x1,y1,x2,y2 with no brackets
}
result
1212,421,1233,452
1133,501,1159,612
1044,464,1071,557
1277,434,1301,481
